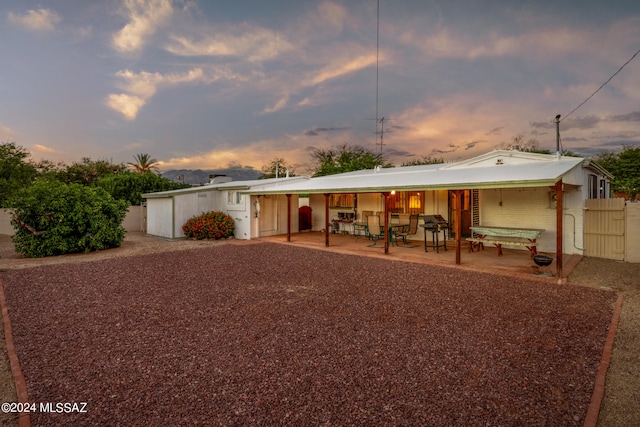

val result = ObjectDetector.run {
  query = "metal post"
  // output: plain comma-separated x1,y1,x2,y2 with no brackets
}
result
556,180,563,282
324,194,330,247
382,192,390,254
286,194,291,242
455,190,462,264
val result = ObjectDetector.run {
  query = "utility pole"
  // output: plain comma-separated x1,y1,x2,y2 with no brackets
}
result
555,114,561,154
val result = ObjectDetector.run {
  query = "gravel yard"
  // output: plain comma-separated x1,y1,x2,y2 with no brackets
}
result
0,242,617,426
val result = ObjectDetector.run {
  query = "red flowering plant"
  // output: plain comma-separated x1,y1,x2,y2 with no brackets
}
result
182,211,235,240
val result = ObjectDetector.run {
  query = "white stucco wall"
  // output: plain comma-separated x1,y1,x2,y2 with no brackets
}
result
479,186,584,255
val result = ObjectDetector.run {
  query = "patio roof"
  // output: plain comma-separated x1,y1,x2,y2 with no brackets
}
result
243,150,586,195
142,176,307,198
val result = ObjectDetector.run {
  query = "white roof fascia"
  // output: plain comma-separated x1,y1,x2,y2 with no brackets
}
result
243,151,584,195
142,176,308,199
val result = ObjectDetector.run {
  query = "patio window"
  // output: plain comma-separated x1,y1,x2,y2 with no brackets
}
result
330,193,354,208
389,191,424,214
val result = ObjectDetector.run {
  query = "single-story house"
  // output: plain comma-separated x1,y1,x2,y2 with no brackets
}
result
144,149,612,268
143,176,306,239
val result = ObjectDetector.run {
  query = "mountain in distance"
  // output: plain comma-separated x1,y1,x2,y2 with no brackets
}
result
162,166,263,185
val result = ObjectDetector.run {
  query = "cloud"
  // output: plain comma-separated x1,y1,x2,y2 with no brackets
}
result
166,26,293,62
308,54,377,86
105,94,146,121
486,127,504,136
0,124,17,140
262,96,289,114
531,115,601,131
112,0,173,53
7,8,61,31
609,111,640,122
105,68,205,120
33,144,58,153
531,111,640,132
304,126,350,136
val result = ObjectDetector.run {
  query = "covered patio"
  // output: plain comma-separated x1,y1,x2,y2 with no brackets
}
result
259,231,583,282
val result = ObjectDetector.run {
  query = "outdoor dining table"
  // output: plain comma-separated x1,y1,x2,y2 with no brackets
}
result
389,223,410,246
365,222,409,246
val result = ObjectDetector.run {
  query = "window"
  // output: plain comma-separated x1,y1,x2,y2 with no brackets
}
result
227,191,243,204
330,193,354,208
389,191,424,214
588,175,598,199
599,179,608,199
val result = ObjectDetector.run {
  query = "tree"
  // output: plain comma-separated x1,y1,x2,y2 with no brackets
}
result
310,144,392,177
593,145,640,200
0,142,37,207
401,155,444,166
11,180,128,257
260,158,296,179
96,171,190,205
501,135,551,154
60,157,127,185
128,153,159,173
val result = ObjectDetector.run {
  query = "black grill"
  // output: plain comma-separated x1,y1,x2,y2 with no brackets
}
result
422,214,448,231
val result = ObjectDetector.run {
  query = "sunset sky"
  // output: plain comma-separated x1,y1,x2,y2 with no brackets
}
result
2,0,639,174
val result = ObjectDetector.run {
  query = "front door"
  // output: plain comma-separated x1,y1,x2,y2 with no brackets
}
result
448,190,472,238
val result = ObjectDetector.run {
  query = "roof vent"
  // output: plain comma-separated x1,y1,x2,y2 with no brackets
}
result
496,158,504,165
375,165,381,172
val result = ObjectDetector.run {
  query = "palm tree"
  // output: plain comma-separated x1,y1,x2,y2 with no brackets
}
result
128,153,159,173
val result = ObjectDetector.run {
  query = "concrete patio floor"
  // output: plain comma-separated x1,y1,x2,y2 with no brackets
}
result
259,231,583,283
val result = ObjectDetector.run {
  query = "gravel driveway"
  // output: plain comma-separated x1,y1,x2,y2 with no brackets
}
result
1,242,616,426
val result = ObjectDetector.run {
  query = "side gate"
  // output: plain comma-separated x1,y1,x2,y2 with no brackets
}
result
584,198,625,261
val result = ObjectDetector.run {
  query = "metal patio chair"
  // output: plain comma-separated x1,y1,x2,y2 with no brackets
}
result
393,213,420,247
366,215,385,246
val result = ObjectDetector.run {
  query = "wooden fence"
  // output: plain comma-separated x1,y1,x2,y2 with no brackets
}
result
584,199,639,262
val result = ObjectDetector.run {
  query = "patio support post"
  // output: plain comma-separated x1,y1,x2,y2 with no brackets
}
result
382,192,390,254
286,194,292,242
324,193,330,247
454,190,462,264
556,180,563,282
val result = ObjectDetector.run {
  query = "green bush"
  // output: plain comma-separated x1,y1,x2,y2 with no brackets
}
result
182,211,235,240
11,180,128,258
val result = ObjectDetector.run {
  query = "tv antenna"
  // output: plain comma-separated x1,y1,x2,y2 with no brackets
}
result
376,117,394,154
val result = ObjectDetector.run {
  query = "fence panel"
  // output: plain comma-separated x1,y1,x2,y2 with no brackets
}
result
584,198,625,260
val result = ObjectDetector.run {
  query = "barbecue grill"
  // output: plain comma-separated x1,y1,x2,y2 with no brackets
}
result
421,214,448,253
422,214,448,231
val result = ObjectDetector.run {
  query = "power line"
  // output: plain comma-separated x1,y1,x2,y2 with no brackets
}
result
562,47,640,121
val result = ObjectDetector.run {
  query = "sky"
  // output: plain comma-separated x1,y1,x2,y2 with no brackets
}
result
2,0,639,174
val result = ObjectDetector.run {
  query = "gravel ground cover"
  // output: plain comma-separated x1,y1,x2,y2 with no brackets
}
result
1,242,616,426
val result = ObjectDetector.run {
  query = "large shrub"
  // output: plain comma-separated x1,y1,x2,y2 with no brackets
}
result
182,211,235,240
11,180,128,258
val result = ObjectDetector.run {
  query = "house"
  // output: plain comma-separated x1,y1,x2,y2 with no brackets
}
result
142,176,306,239
143,149,612,260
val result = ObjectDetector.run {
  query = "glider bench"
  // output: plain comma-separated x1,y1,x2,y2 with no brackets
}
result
467,226,544,257
467,236,538,257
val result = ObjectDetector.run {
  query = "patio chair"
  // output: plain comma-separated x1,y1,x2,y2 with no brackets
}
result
393,214,420,247
366,215,385,246
354,210,373,241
